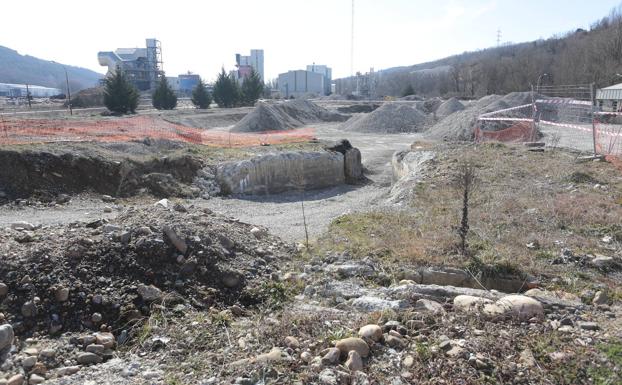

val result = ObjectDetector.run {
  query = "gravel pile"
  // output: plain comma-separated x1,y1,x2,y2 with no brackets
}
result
231,100,349,132
341,102,428,133
435,97,465,118
426,92,534,141
0,204,294,337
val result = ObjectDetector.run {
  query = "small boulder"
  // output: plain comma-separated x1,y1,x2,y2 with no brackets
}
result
95,332,115,349
284,336,300,349
484,295,544,320
0,283,8,297
358,324,383,342
6,374,24,385
255,347,292,364
414,298,445,313
345,350,363,371
0,324,14,355
453,295,493,312
137,284,163,302
250,227,267,239
321,347,341,365
55,287,70,302
335,337,370,358
592,290,609,305
77,352,102,365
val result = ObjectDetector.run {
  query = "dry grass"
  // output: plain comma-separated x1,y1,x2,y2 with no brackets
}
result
318,142,622,291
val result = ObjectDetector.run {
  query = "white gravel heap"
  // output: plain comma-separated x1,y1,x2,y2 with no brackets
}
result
341,102,428,133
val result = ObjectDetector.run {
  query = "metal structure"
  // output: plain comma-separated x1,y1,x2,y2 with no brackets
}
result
98,38,164,91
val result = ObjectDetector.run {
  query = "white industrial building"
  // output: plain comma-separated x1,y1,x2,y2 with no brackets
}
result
596,83,622,112
0,83,62,98
98,38,164,91
232,49,264,82
306,64,332,95
277,70,326,98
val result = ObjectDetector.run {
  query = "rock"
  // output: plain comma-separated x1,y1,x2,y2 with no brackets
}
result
483,295,544,320
577,321,600,331
524,288,581,304
154,199,170,209
101,195,115,203
103,206,113,213
250,227,267,239
326,263,374,278
519,348,536,368
335,337,370,358
77,352,103,365
57,366,81,376
95,332,115,349
318,369,338,385
55,287,70,302
21,301,37,317
592,290,609,305
344,148,363,183
91,313,103,323
137,284,163,302
0,324,14,355
351,296,407,312
11,221,35,231
22,355,37,368
385,334,406,349
358,324,383,342
284,336,300,349
255,347,292,364
453,295,494,311
86,344,105,355
28,374,45,385
6,374,24,385
321,347,341,365
414,298,445,313
0,283,8,297
446,346,468,359
590,256,619,270
102,224,121,233
403,355,415,368
163,226,188,255
345,350,363,371
301,351,313,363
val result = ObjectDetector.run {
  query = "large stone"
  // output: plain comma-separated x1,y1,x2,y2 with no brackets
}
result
351,296,408,312
321,347,341,365
55,287,70,302
358,324,383,342
524,288,581,304
21,301,37,317
163,226,188,255
95,332,115,349
345,350,363,371
6,374,24,385
137,284,163,302
344,148,363,183
216,151,346,195
453,295,493,312
255,347,292,364
77,352,102,365
414,299,445,313
592,290,609,305
484,295,544,320
326,263,375,278
335,337,370,358
0,324,14,355
0,283,8,297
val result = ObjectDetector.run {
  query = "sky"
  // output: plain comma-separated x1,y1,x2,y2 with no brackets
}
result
2,0,621,82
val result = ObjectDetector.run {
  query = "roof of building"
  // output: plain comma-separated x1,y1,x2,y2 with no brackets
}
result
596,82,622,100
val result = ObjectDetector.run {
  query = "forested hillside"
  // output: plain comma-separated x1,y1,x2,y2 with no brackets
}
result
336,7,622,98
0,45,102,91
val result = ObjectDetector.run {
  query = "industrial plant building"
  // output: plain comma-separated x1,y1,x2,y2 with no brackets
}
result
0,83,62,98
98,38,164,91
306,64,332,95
277,65,332,98
231,49,264,83
277,70,326,98
166,73,201,96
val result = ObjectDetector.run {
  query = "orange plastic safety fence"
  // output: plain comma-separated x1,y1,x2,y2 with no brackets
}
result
474,122,534,143
0,115,315,147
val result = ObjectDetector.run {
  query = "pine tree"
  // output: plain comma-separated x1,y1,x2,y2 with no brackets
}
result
240,68,264,106
103,68,139,114
213,68,240,108
402,84,415,97
191,78,212,109
152,77,177,110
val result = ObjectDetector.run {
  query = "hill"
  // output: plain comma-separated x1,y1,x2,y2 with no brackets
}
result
0,45,103,91
336,7,622,98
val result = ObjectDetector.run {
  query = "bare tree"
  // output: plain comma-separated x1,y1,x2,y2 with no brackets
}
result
454,162,477,256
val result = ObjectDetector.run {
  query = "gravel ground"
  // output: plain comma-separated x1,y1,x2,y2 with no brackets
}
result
197,123,423,243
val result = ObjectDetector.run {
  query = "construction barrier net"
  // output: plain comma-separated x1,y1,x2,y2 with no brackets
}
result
0,115,315,147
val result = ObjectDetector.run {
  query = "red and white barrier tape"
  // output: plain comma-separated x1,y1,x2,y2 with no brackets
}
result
539,120,591,132
595,111,622,116
478,103,532,118
478,117,533,122
536,99,592,106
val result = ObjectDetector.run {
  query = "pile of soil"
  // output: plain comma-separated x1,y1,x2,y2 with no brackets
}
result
336,103,381,113
435,97,465,118
0,204,293,337
69,87,104,108
231,100,349,132
341,102,428,133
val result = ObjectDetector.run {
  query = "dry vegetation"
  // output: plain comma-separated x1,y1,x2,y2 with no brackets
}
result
319,142,622,294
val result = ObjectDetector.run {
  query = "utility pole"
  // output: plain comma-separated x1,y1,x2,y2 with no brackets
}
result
496,29,501,46
64,66,72,116
25,84,32,108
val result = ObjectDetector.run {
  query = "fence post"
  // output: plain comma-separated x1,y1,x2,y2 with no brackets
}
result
591,83,597,156
530,84,537,142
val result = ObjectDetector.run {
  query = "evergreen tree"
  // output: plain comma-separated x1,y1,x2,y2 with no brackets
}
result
240,68,264,106
152,77,177,110
191,78,212,109
213,68,240,108
402,84,415,97
103,68,139,114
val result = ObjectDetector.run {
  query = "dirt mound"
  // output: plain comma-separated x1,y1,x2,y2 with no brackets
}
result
0,204,293,337
337,103,381,113
435,97,465,118
231,100,349,132
341,102,428,133
427,92,535,141
69,87,104,108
